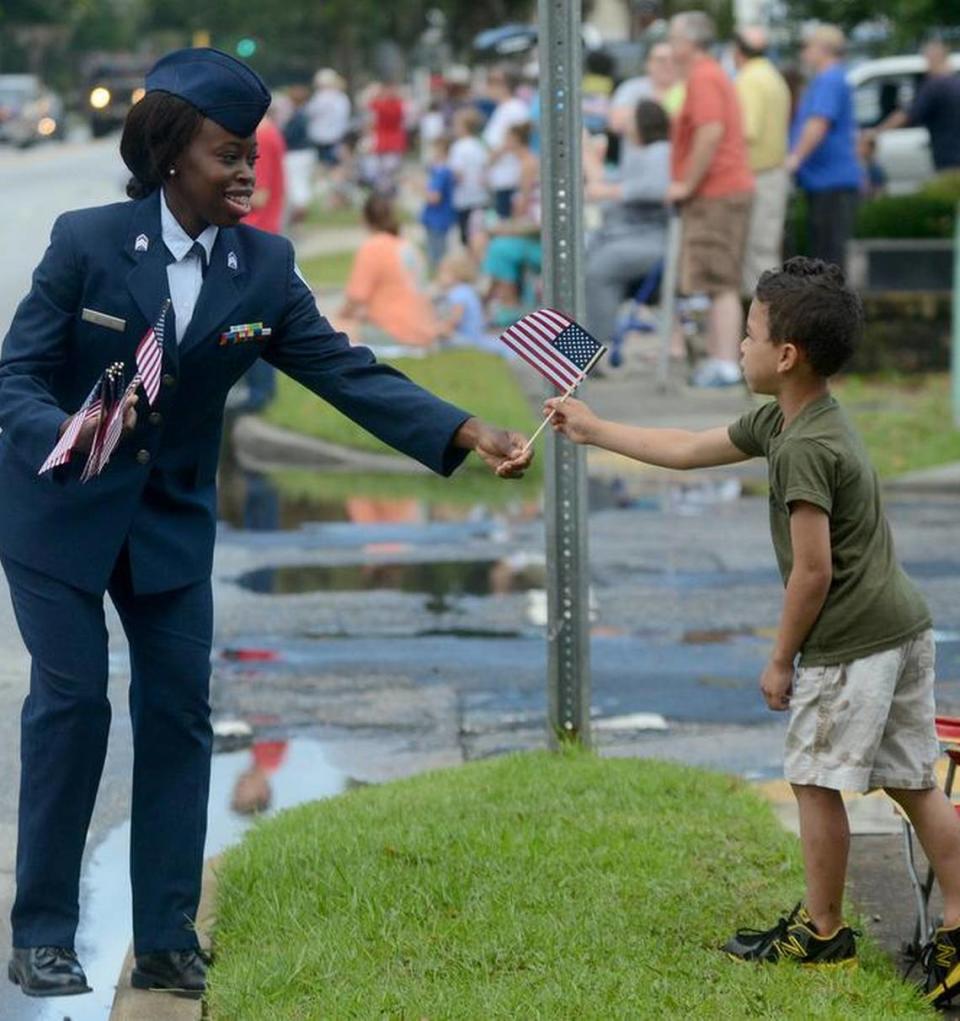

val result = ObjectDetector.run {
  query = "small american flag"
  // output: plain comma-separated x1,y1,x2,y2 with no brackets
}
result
500,308,606,391
135,299,170,406
39,388,102,475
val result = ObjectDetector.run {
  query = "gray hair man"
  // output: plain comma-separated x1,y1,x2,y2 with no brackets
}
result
667,10,755,388
786,24,861,268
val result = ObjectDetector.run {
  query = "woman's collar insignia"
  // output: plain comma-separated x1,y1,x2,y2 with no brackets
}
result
227,251,238,270
135,233,149,252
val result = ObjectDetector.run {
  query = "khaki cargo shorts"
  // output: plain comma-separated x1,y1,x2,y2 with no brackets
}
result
679,192,753,295
784,629,939,794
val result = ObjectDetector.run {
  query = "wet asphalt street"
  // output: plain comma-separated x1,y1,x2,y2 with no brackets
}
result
0,138,960,1019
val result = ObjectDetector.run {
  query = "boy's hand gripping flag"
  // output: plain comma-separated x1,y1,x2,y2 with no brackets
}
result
498,308,607,452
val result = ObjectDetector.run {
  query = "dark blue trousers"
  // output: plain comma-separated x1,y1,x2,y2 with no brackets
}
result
2,548,213,955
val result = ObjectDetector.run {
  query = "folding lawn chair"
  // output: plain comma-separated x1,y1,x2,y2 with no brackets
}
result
609,261,664,368
900,714,960,960
608,212,684,392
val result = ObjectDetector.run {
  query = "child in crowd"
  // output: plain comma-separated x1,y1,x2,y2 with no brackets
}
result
545,257,960,1004
448,107,489,247
857,131,888,198
481,121,541,326
420,136,457,273
435,250,486,348
337,194,439,349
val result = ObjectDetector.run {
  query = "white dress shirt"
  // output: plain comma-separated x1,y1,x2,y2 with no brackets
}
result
160,188,218,344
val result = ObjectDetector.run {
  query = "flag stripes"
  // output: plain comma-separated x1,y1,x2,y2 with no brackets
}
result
86,374,140,478
499,308,605,392
136,299,170,406
38,398,102,474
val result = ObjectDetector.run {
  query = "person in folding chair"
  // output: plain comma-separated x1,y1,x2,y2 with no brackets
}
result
0,47,531,1001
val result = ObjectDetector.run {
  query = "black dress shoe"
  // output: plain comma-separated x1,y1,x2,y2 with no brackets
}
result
131,948,207,998
7,946,92,997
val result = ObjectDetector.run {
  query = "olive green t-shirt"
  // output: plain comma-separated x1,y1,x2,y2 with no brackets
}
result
728,394,931,666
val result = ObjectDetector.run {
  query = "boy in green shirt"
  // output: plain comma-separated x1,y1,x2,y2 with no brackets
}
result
546,257,960,1002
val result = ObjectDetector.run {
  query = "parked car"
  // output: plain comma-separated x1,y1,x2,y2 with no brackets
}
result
85,57,151,137
848,54,960,194
0,75,64,147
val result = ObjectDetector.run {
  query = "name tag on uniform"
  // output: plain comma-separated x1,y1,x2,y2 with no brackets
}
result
81,308,127,332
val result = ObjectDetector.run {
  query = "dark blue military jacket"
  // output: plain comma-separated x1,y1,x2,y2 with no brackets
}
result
0,190,471,594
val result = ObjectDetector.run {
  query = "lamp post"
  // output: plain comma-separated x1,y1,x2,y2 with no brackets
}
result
538,0,592,748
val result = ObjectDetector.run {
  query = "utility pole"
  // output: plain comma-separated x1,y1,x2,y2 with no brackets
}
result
538,0,592,748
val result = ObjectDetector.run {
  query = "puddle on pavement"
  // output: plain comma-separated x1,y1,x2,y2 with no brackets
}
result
217,446,744,538
27,737,345,1021
233,556,547,602
588,475,742,515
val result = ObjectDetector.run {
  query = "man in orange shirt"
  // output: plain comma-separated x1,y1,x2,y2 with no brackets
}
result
667,11,754,387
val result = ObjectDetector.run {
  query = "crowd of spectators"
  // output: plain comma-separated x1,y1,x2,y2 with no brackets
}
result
247,19,960,382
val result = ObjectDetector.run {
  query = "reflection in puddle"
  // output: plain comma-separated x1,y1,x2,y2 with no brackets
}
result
234,555,547,602
31,739,345,1021
217,451,541,534
588,475,742,515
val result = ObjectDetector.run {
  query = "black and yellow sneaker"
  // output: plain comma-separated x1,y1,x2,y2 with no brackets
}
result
922,923,960,1006
722,904,858,968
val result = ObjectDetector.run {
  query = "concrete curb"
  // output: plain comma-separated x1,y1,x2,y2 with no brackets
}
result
884,461,960,494
109,857,218,1021
231,415,431,475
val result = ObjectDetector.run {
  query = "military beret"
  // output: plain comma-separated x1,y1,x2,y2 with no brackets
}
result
146,47,270,138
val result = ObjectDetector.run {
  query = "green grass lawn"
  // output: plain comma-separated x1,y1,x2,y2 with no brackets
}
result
303,202,364,231
208,752,931,1020
834,373,960,478
262,348,541,473
297,250,355,291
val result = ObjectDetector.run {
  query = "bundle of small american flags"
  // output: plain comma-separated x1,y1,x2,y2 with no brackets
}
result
39,300,170,479
39,362,141,479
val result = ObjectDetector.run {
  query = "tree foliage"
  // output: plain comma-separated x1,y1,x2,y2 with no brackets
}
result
788,0,960,44
4,0,537,84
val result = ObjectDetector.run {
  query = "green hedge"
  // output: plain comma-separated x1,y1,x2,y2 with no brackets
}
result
786,175,960,254
855,193,955,240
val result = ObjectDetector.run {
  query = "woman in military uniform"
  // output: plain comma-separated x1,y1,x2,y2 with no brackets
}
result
0,47,531,999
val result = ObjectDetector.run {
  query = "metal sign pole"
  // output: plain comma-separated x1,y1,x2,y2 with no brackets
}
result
538,0,591,748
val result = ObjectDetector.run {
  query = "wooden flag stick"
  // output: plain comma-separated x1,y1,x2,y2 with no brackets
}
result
521,346,607,455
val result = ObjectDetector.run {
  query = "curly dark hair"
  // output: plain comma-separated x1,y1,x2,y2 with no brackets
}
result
754,257,863,378
120,91,205,199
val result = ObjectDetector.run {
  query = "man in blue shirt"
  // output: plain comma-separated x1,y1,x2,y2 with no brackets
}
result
786,25,861,268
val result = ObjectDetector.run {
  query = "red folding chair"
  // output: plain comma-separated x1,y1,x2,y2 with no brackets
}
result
901,715,960,959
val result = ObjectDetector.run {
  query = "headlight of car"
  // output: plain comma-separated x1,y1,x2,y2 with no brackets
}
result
89,87,111,110
131,87,145,105
37,117,57,137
